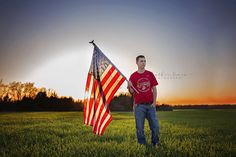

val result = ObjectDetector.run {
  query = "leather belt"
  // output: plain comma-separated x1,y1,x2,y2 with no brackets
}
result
138,102,153,105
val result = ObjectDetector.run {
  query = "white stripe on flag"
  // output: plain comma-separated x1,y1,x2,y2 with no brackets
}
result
96,75,123,133
85,75,94,124
92,69,118,128
99,112,111,135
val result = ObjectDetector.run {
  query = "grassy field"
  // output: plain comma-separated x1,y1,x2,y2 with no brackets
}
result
0,110,235,157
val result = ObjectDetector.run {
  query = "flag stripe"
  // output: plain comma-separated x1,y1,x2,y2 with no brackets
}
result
107,77,126,103
101,68,118,91
96,78,126,134
99,113,112,135
92,89,103,130
94,74,125,134
86,78,95,125
91,65,115,113
92,70,121,132
83,45,126,135
91,68,119,130
86,77,97,125
88,80,98,125
96,76,125,134
105,75,124,102
100,65,114,82
84,74,93,124
103,72,120,102
83,74,91,123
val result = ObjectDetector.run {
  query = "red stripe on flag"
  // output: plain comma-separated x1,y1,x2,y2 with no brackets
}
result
92,71,120,132
85,74,92,91
99,114,113,135
93,74,123,134
86,79,97,125
93,107,105,133
107,77,126,103
83,46,126,135
91,69,117,127
100,66,115,85
83,74,92,124
96,77,126,133
103,72,120,99
92,97,103,130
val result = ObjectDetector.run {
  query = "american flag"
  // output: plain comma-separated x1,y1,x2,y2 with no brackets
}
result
83,43,126,135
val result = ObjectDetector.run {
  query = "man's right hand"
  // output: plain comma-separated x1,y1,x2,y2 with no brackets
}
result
127,81,133,88
127,81,134,94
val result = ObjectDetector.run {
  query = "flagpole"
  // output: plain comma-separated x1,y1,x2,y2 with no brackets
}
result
89,40,139,94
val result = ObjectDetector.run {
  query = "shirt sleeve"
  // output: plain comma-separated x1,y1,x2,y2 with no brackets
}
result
150,72,158,87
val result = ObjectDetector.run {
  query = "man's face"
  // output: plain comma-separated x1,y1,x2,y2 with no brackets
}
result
136,57,146,69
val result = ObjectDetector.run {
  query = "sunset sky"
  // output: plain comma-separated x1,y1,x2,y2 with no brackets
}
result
0,0,236,104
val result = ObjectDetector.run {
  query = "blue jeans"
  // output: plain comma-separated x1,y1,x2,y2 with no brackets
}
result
134,104,160,145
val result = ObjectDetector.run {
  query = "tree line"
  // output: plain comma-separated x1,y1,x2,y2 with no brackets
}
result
2,79,232,111
0,80,83,111
0,80,174,111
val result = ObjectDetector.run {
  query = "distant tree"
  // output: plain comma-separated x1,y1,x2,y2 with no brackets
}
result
36,91,47,99
48,88,58,97
110,93,133,111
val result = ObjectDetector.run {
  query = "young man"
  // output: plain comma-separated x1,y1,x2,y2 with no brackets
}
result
127,55,160,146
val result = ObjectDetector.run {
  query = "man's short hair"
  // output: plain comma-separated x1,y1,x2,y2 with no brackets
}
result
136,55,145,62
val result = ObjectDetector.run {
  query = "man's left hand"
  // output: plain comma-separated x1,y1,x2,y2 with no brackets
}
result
151,103,156,108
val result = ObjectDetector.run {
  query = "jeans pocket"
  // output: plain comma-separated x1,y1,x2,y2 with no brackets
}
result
133,104,138,110
151,104,157,111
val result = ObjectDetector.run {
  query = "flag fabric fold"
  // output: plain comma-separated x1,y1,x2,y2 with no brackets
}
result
83,44,126,135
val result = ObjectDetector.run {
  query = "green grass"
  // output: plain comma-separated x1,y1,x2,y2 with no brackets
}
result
0,110,235,157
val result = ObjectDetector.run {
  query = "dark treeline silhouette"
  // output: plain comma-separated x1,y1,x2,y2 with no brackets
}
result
110,94,133,111
0,91,83,111
109,95,174,111
1,80,235,111
173,104,236,110
0,92,173,112
157,104,174,111
109,97,236,111
1,93,235,111
0,80,83,111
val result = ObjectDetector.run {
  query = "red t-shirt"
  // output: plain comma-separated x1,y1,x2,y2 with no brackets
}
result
129,70,158,104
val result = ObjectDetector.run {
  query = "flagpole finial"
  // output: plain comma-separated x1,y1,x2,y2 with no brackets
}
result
89,40,96,46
